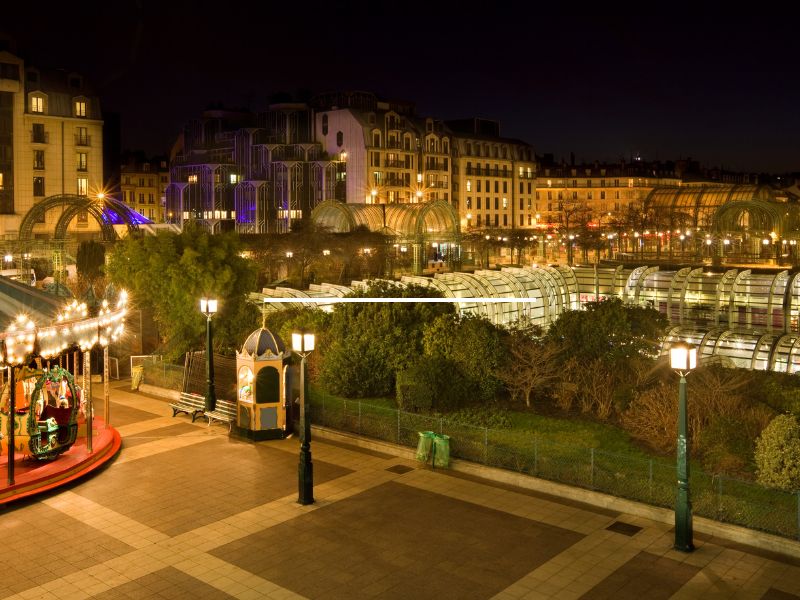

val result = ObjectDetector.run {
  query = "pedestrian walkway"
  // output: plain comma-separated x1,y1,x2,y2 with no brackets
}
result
1,381,799,599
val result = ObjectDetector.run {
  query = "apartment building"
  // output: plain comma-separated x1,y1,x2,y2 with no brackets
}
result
120,155,168,223
0,50,103,238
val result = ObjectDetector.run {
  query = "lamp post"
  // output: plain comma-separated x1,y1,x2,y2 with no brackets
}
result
200,298,218,412
292,330,315,505
670,341,697,553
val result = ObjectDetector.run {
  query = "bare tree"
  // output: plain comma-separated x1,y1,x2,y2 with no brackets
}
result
559,199,591,266
499,338,560,408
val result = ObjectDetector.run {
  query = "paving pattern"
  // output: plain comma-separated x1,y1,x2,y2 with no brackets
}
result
1,381,799,599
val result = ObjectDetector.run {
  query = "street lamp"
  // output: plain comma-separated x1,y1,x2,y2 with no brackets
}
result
292,330,315,505
670,341,697,553
200,298,218,412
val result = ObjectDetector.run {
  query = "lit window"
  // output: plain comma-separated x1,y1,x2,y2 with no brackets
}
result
628,178,634,188
77,177,88,196
188,174,198,183
466,180,471,192
0,173,3,189
230,173,238,184
77,153,87,171
30,96,43,113
502,197,508,209
75,100,87,117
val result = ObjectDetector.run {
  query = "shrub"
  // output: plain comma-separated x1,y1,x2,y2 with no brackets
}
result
755,414,800,492
396,357,469,413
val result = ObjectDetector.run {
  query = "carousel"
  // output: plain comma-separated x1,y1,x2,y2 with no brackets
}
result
0,293,128,504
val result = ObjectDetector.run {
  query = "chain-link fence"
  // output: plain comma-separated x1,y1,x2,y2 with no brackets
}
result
307,388,800,541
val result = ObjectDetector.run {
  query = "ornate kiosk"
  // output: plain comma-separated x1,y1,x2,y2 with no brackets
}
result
235,328,291,440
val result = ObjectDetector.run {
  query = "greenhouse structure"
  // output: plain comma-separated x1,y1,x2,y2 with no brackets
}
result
255,263,800,375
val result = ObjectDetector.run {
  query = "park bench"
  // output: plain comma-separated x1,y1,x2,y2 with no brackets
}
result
204,399,236,432
169,392,206,422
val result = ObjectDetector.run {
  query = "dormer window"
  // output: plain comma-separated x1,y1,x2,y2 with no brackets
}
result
74,98,87,118
30,94,45,113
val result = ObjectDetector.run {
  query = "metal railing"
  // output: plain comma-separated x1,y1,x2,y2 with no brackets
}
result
307,389,800,541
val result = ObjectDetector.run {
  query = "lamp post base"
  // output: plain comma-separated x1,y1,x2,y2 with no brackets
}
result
298,447,314,505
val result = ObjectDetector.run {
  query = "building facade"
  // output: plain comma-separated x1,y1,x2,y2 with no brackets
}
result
120,156,168,223
0,51,104,239
168,92,539,235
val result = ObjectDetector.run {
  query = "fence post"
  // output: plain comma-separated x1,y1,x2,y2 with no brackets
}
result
590,448,595,489
484,427,489,465
648,460,653,501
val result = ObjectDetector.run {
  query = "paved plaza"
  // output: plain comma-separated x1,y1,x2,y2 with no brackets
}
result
1,382,799,599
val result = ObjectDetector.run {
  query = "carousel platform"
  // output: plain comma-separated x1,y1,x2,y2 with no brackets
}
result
0,418,121,505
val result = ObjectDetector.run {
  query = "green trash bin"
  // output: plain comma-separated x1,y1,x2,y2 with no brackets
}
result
416,431,435,462
432,434,450,468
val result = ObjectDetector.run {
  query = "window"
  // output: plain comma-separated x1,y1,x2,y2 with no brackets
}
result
336,131,343,146
74,99,87,117
502,181,507,193
0,173,3,189
77,152,87,171
494,214,499,226
502,197,508,209
519,198,523,210
586,180,592,187
139,178,144,186
600,191,606,200
30,95,44,113
494,181,499,193
477,214,482,226
615,191,620,200
466,198,472,209
32,123,46,143
33,150,45,170
547,191,552,200
477,198,481,210
188,174,198,183
77,210,88,224
503,214,507,226
77,177,88,196
476,180,481,192
124,176,130,185
229,174,238,184
33,177,45,196
148,193,154,204
322,114,328,135
495,198,499,210
76,126,88,145
372,132,380,147
587,191,593,200
139,193,144,203
466,180,472,192
519,182,523,193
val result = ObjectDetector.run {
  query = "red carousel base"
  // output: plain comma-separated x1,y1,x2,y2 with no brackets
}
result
0,418,121,505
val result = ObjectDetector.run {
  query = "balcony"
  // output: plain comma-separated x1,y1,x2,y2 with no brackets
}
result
30,131,49,144
75,134,91,147
384,160,409,168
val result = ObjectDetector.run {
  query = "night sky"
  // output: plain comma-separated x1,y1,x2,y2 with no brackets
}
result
3,2,799,173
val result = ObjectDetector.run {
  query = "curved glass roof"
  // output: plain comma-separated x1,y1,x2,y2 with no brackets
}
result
645,185,775,229
310,200,459,240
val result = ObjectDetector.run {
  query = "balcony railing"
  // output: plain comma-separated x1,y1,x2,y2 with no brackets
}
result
75,134,91,146
30,131,49,144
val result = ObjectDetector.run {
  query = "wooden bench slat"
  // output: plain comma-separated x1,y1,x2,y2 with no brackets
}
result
204,399,236,432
